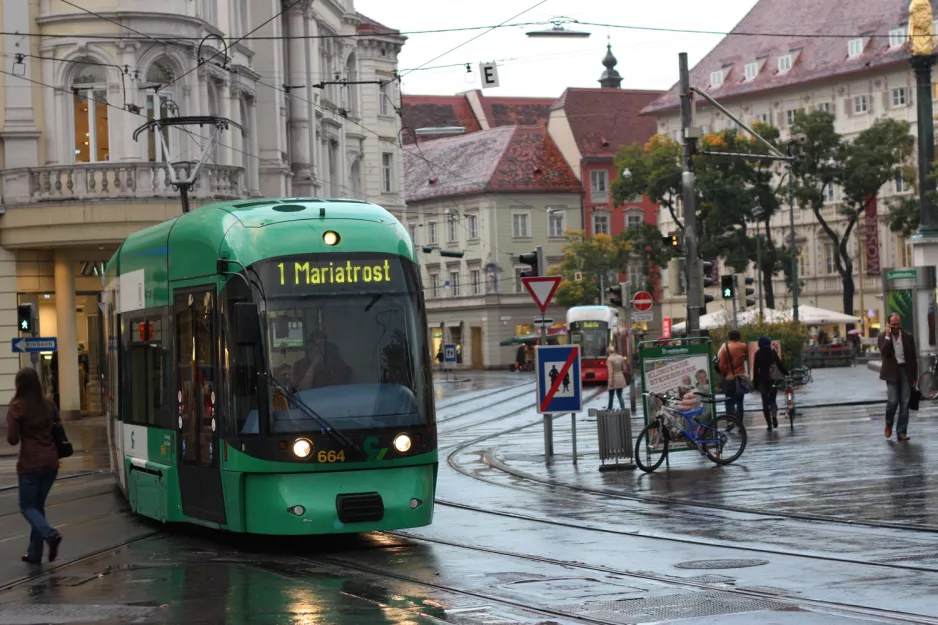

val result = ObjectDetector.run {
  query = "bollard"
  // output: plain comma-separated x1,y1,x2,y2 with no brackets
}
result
543,413,554,465
571,412,577,465
590,407,636,471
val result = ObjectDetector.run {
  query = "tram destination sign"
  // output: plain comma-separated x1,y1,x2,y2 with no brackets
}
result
255,253,414,296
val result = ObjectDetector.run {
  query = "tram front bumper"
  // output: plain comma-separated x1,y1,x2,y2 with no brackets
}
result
242,463,436,535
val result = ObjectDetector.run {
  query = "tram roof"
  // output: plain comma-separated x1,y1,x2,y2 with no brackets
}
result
106,198,415,287
566,306,620,323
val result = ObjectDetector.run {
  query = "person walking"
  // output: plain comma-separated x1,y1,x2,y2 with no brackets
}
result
605,345,627,410
752,336,788,431
717,329,749,427
878,313,918,441
7,367,63,564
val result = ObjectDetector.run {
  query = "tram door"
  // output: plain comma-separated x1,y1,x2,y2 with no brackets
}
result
174,289,227,525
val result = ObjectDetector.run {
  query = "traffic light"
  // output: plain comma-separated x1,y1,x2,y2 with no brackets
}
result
737,274,756,309
17,303,34,334
518,250,539,278
667,258,685,296
662,234,682,250
607,285,623,307
701,261,714,306
721,274,734,300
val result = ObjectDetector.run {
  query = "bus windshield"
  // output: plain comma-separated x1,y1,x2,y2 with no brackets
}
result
569,321,609,360
245,253,430,434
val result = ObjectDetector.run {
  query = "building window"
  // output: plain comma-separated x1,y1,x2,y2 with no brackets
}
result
744,61,759,80
590,169,608,200
892,87,907,107
379,81,391,116
778,54,792,73
593,213,610,235
428,221,438,244
71,64,110,163
889,27,906,48
627,262,644,291
797,248,808,277
447,218,458,243
512,213,530,238
548,210,565,237
200,0,217,24
470,269,481,295
848,38,865,58
816,102,831,113
853,95,868,114
429,273,440,298
754,112,769,124
823,183,837,203
626,213,643,229
514,267,527,293
896,174,907,193
449,271,460,296
785,109,798,126
382,153,393,192
824,242,837,274
710,69,724,87
467,214,478,239
408,224,418,245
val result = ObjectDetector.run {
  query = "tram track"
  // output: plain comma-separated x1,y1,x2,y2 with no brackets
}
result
436,383,534,425
370,530,938,625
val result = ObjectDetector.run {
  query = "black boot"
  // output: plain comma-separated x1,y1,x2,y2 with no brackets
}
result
764,412,773,431
771,406,778,429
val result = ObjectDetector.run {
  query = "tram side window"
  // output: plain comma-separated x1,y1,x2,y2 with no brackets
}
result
127,318,163,426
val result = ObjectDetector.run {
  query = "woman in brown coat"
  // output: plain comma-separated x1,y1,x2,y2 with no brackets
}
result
605,345,627,410
7,368,62,564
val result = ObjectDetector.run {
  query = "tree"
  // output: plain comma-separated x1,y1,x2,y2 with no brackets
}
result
613,126,791,308
790,110,914,316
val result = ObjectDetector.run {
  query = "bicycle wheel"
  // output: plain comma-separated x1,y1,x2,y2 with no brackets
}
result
699,416,747,465
920,372,938,400
634,422,669,473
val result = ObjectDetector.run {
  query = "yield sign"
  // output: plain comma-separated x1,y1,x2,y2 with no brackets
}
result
522,276,562,313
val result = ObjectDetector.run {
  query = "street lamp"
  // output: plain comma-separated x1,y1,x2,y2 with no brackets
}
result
526,18,591,38
752,198,764,321
622,168,632,179
786,133,807,322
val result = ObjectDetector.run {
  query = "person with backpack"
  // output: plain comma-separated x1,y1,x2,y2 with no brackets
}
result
752,336,788,431
717,329,749,427
7,368,64,564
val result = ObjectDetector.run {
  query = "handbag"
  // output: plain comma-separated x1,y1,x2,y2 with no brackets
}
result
910,386,922,411
51,420,73,459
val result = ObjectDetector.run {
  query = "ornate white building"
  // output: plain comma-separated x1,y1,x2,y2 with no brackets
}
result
0,0,405,416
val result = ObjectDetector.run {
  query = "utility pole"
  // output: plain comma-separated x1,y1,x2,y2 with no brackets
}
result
788,143,799,321
679,53,701,335
753,198,764,321
731,275,739,329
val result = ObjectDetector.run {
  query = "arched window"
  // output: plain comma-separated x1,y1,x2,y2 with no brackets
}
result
343,54,358,115
71,63,110,163
143,61,178,163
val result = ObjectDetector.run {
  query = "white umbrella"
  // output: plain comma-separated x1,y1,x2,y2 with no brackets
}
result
775,305,860,325
670,307,788,334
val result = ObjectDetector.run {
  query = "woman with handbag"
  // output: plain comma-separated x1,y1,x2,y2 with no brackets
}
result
752,336,788,431
6,367,64,564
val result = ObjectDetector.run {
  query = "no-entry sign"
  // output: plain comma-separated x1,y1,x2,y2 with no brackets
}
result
633,291,653,311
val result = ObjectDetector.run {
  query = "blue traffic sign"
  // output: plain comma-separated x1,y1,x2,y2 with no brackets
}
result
535,344,582,414
443,343,457,366
11,337,57,353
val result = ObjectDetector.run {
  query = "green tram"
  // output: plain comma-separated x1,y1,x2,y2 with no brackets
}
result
101,198,438,534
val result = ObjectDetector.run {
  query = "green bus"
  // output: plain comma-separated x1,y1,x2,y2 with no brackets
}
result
102,198,437,534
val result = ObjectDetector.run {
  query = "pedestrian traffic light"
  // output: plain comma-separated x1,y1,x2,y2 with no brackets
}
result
607,285,623,307
721,274,734,300
518,250,539,278
17,303,34,334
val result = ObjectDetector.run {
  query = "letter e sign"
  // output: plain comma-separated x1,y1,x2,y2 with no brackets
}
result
479,62,500,89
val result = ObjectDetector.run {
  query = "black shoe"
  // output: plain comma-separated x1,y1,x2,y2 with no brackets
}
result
21,554,40,565
46,534,61,563
772,417,778,428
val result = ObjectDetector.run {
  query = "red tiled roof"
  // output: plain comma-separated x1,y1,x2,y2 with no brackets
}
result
355,13,401,35
479,95,556,128
400,95,482,142
554,88,663,157
404,125,581,203
642,0,914,115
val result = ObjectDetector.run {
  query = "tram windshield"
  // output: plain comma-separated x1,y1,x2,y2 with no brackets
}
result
244,253,430,435
569,321,610,360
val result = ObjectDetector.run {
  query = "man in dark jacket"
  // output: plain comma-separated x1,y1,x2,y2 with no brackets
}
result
878,313,918,441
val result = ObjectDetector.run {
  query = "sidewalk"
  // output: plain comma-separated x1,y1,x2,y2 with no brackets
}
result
0,416,110,487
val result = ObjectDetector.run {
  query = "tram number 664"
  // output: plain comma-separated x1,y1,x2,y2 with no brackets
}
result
318,449,345,463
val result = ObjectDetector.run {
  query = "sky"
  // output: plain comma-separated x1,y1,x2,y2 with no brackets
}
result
353,0,761,98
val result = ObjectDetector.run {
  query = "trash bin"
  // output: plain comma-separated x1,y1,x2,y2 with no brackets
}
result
590,408,635,471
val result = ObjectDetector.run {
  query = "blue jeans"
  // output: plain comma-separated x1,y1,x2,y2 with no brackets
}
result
723,380,744,421
19,470,58,561
886,368,911,436
607,388,624,410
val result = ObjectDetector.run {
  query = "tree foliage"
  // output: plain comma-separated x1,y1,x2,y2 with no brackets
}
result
790,110,914,316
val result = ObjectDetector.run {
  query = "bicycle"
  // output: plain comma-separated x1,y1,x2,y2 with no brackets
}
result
918,353,938,400
789,364,812,386
772,375,797,431
634,390,748,474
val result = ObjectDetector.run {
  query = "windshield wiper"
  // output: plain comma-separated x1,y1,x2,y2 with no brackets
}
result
263,372,357,451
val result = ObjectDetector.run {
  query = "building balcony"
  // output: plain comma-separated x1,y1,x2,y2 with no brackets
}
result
1,162,246,207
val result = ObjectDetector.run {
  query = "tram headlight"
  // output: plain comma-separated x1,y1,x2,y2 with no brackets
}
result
393,433,412,453
323,231,340,246
292,438,313,458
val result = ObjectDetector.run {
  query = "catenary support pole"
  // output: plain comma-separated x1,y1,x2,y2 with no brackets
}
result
679,52,701,335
